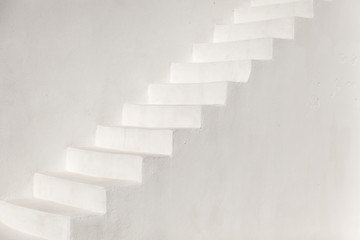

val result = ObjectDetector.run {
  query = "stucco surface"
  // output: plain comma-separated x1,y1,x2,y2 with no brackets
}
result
1,0,360,239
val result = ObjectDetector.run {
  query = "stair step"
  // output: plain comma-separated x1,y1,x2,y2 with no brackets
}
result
148,82,228,105
34,172,106,214
193,38,273,62
66,147,143,181
0,199,100,240
251,0,308,7
214,17,295,42
171,61,251,83
0,222,44,240
122,103,202,128
234,0,313,23
34,172,138,214
95,126,173,156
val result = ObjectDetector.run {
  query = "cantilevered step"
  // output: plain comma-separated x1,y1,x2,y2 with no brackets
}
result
122,104,202,128
34,172,106,213
34,172,138,214
171,61,251,83
234,0,313,23
148,82,228,105
193,38,273,62
0,199,100,240
95,126,173,156
0,222,43,240
251,0,306,7
66,147,143,182
214,17,295,42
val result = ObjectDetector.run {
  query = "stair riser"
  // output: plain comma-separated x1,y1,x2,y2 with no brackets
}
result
235,0,313,23
122,104,202,128
214,18,295,42
193,39,273,62
0,201,71,240
34,174,107,214
171,61,251,83
95,126,173,156
66,148,143,182
148,82,228,105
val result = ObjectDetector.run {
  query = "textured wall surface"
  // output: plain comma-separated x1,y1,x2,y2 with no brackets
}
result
1,0,360,239
0,0,244,198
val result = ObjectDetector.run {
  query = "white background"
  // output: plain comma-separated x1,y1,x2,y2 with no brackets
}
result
1,0,360,239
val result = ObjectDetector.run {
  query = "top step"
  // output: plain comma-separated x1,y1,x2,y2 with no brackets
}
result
250,0,309,7
234,0,313,24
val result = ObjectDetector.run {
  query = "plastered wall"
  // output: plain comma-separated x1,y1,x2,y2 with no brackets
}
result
0,0,244,198
1,0,360,239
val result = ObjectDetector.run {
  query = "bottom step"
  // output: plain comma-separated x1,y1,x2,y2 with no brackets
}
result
0,222,43,240
0,199,101,240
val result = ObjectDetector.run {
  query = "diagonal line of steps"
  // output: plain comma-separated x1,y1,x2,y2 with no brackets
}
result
0,0,321,238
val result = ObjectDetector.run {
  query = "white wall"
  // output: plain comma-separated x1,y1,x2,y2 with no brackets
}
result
1,0,360,239
0,0,244,198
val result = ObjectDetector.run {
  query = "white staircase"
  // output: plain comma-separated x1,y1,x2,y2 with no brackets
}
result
0,0,316,239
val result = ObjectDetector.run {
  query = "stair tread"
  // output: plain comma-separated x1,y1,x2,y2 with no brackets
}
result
4,198,100,217
151,81,230,85
0,222,44,240
194,38,272,46
125,103,203,107
38,171,141,188
215,16,294,27
124,103,206,109
72,146,169,158
99,124,176,131
251,0,308,7
115,125,193,130
173,59,250,65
